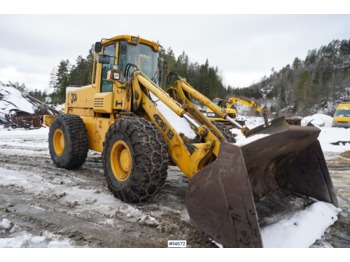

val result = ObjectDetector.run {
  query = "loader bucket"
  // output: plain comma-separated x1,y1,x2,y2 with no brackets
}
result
244,116,290,137
186,118,337,248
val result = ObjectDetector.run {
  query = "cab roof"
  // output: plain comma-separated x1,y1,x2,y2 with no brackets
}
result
101,35,161,52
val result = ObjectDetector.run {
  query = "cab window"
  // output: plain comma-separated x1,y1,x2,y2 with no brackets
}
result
118,40,159,84
100,44,116,92
335,109,350,116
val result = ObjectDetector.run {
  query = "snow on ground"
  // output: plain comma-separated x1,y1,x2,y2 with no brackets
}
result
0,112,347,248
0,166,144,222
232,114,350,152
0,127,49,157
301,113,333,127
0,218,74,248
318,127,350,153
261,202,340,248
0,88,347,248
302,113,350,153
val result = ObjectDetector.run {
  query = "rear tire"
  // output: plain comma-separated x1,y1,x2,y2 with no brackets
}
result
212,121,236,143
103,117,169,203
48,114,89,169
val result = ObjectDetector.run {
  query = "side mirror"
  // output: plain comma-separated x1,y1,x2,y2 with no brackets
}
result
95,42,102,53
97,54,111,64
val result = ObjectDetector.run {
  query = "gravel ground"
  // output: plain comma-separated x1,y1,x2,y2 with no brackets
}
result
0,128,349,248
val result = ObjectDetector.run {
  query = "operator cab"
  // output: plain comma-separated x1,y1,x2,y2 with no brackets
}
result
212,98,229,108
95,36,161,92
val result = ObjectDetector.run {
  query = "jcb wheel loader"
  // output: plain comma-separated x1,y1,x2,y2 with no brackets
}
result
45,35,338,248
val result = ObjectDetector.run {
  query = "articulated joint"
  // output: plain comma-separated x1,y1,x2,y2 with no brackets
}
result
204,140,214,151
197,126,208,138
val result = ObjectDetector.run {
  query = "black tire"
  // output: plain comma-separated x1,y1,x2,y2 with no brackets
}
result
212,121,236,143
49,114,89,169
103,117,169,203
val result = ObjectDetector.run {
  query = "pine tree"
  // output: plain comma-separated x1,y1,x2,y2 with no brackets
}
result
54,59,70,104
279,84,286,109
295,70,312,110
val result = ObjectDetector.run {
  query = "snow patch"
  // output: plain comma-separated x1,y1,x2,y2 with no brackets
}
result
0,218,12,230
0,218,75,248
299,113,350,153
0,231,74,248
0,85,35,114
302,113,333,127
139,215,160,227
261,202,341,248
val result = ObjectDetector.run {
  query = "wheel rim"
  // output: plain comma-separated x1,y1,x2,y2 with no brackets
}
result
110,140,132,182
53,128,65,156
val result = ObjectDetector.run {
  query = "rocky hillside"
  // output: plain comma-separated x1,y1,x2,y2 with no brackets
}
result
228,39,350,117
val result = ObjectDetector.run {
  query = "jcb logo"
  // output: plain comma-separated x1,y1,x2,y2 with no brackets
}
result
71,93,77,104
154,114,167,131
153,114,174,140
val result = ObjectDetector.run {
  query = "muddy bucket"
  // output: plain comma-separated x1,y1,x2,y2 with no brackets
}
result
186,118,337,248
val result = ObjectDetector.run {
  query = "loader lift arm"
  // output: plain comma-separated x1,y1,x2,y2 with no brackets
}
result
129,69,223,178
121,69,263,247
165,72,249,135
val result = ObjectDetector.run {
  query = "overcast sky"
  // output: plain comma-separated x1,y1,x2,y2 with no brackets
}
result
0,13,350,91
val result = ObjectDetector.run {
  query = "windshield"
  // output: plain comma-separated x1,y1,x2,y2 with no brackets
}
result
212,99,226,107
118,40,160,84
335,109,350,116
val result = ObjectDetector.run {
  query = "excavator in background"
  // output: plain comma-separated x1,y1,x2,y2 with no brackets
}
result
44,35,338,247
205,97,242,125
206,96,268,129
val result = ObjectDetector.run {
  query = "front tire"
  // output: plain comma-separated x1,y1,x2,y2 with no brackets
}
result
48,114,89,169
103,117,169,203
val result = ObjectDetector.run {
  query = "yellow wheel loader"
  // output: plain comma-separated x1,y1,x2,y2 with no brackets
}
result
45,35,338,247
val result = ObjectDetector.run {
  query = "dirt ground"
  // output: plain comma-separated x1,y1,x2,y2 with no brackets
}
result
317,154,350,248
0,131,214,247
0,129,349,248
